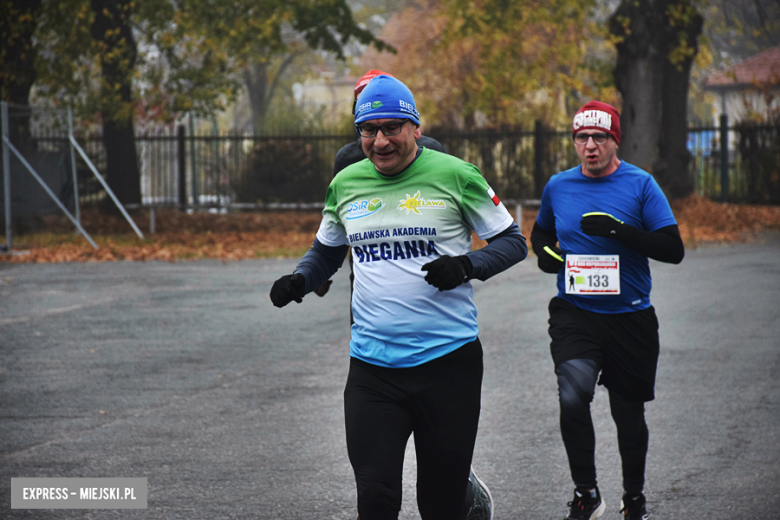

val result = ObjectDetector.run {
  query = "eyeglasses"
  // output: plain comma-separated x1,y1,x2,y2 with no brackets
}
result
356,120,409,137
573,133,610,145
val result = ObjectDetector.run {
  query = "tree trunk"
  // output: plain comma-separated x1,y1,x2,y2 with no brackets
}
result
101,118,141,206
0,0,42,152
245,62,269,134
91,0,141,207
654,8,703,199
610,0,666,173
244,54,299,134
615,56,665,173
610,0,702,200
533,120,549,198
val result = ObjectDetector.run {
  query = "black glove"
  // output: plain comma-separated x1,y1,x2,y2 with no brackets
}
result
312,279,332,297
421,255,472,291
580,212,624,238
538,245,564,274
270,273,306,307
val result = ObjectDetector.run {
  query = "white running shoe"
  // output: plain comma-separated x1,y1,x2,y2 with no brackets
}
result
466,467,494,520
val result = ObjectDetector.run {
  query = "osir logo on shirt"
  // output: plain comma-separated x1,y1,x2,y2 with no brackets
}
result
346,198,385,220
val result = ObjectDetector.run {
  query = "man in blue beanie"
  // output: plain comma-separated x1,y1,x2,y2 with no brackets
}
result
312,70,448,301
271,74,528,519
333,69,448,175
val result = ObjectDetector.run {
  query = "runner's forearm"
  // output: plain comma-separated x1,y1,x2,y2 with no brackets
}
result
615,224,685,264
294,240,350,293
531,222,559,256
465,223,528,281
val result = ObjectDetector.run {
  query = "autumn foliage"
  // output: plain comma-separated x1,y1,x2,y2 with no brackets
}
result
4,196,780,264
670,195,780,245
358,0,615,130
4,210,323,263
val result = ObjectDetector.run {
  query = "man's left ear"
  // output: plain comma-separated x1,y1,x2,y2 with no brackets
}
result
413,124,422,139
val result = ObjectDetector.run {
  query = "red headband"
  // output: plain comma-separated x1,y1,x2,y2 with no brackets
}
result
354,70,395,100
572,101,621,144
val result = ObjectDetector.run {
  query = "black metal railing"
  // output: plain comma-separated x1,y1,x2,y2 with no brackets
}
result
11,120,780,211
123,126,579,208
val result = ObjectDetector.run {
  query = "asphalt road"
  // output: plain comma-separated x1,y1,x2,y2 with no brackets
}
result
1,233,778,519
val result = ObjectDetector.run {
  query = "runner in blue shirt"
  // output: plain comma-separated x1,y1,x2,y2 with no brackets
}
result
531,101,685,520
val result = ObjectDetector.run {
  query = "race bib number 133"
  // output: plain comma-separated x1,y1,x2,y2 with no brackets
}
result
564,254,620,295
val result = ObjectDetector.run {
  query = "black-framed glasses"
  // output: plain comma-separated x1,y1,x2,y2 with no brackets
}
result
356,120,409,137
573,132,610,145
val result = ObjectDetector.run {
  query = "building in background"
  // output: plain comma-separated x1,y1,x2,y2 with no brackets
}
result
292,69,357,123
704,46,780,124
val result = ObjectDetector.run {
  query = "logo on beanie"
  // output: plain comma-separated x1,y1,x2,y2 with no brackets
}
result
399,100,417,116
354,75,421,125
573,110,612,132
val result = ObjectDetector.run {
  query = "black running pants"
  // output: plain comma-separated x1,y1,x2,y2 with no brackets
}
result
556,358,649,495
344,339,483,520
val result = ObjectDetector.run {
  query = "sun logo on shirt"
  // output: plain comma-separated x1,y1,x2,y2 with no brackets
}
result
397,191,447,215
398,191,424,215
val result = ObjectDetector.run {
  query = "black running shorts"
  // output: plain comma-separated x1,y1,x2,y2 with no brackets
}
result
548,297,660,402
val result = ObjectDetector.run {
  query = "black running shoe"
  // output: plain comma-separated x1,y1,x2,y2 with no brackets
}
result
466,467,494,520
564,487,605,520
620,493,649,520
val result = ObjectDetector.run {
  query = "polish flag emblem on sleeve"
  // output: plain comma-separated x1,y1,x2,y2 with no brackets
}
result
487,187,501,206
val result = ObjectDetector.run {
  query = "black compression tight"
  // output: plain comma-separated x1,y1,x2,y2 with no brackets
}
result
609,391,649,495
344,340,483,520
556,358,649,495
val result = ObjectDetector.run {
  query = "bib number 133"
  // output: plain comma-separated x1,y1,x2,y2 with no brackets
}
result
564,254,620,295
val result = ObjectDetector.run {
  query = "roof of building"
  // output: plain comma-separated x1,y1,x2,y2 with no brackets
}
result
704,46,780,91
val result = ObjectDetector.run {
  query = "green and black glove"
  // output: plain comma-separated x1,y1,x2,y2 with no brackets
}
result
538,245,564,274
270,273,306,307
580,212,624,238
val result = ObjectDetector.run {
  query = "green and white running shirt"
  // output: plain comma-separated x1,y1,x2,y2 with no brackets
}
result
316,148,514,368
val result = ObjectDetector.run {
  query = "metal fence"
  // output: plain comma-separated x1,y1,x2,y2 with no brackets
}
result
115,122,777,208
7,118,780,214
687,122,780,204
75,126,583,208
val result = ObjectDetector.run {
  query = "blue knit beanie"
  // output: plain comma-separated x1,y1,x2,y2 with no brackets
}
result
354,75,420,125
